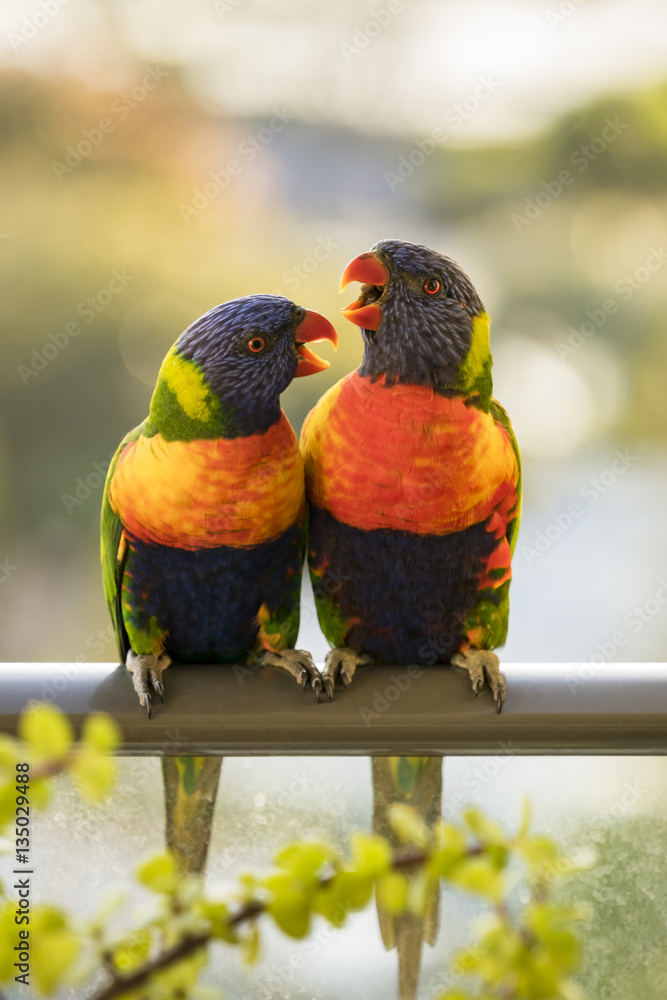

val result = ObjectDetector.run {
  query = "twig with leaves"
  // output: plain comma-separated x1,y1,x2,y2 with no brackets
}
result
0,704,591,1000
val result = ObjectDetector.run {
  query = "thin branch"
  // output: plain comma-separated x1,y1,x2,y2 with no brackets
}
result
85,843,483,1000
87,931,211,1000
228,899,264,927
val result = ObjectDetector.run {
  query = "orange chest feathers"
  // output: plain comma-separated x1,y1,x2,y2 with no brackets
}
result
110,412,305,550
300,372,518,535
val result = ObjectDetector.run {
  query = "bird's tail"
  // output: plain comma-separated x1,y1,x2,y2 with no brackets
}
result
371,756,443,1000
161,756,223,876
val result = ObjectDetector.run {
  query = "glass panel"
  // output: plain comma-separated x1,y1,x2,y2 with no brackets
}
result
2,755,665,999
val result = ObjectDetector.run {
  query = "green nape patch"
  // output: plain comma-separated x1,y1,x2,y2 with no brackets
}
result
147,348,233,441
455,311,493,408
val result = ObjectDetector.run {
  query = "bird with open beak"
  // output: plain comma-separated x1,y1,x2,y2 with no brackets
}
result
301,239,521,710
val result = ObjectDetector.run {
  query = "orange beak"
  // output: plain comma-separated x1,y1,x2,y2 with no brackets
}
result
340,251,389,331
294,309,338,377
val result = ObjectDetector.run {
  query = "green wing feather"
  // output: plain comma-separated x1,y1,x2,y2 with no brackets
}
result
461,398,522,650
489,397,522,554
100,419,147,663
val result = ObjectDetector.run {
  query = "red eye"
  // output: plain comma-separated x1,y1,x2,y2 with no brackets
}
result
248,337,265,353
424,277,441,295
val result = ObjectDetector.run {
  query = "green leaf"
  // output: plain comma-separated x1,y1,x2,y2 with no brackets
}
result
152,951,208,993
241,923,260,965
350,833,392,877
136,852,179,894
30,778,50,810
462,807,506,845
517,834,560,869
81,713,122,754
197,900,238,944
71,751,116,801
313,870,373,923
0,784,15,827
525,903,582,971
0,735,18,768
388,804,431,848
264,872,311,938
515,953,560,998
274,841,336,882
31,905,80,995
429,823,467,878
112,928,152,974
376,871,408,915
406,869,432,917
0,902,17,982
19,704,73,760
449,855,505,902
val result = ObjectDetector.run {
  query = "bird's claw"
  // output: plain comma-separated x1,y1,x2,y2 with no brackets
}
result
322,648,373,701
126,651,171,717
260,649,323,702
451,650,506,712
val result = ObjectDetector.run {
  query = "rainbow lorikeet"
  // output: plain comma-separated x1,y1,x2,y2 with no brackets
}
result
301,240,520,997
101,295,336,872
301,239,521,708
101,294,337,715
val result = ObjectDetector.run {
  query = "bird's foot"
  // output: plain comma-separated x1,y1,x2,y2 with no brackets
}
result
126,651,171,719
322,647,374,702
451,649,505,713
260,649,324,702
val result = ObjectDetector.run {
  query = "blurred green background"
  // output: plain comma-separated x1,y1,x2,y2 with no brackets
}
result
1,0,666,665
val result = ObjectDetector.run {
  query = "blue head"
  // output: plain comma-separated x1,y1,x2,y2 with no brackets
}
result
340,239,491,402
148,294,337,439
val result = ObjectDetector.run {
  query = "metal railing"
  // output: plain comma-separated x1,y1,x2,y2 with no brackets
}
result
2,662,666,754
